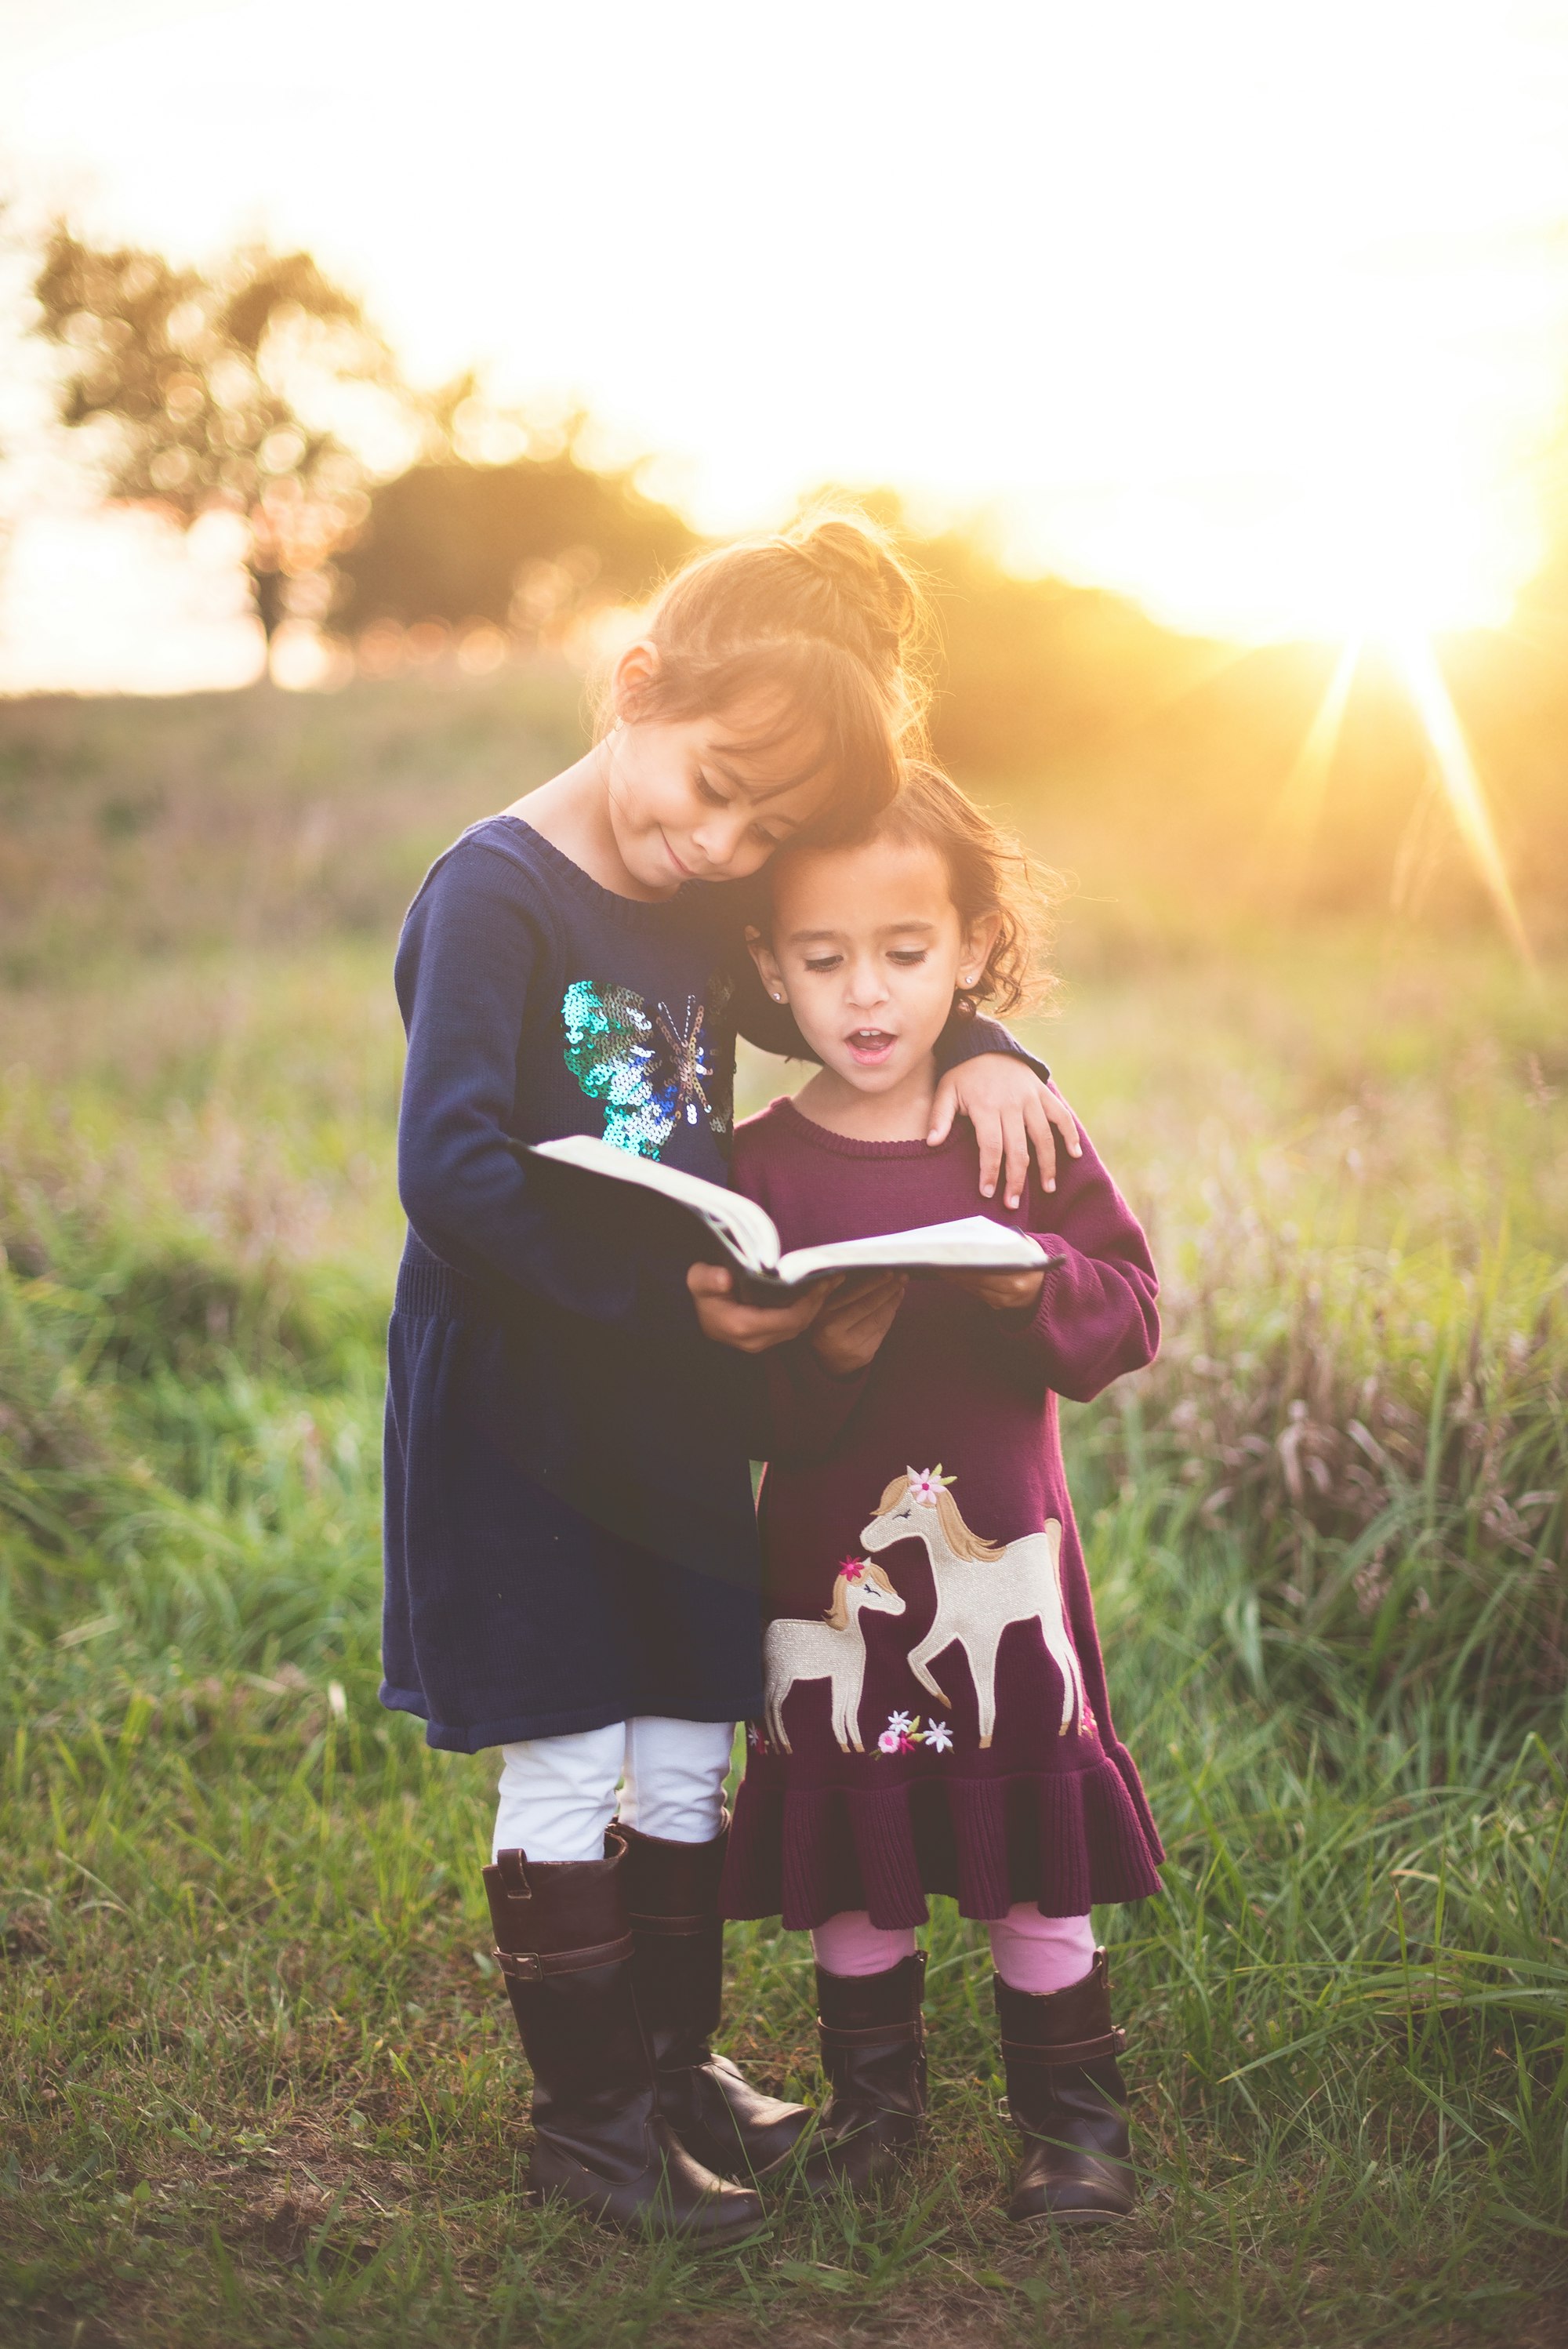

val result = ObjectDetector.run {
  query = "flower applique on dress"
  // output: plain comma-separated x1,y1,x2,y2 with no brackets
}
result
877,1712,954,1755
561,977,732,1159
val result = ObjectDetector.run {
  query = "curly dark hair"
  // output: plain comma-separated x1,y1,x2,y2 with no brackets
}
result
870,762,1058,1018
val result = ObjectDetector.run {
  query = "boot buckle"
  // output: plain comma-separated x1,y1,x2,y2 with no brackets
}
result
493,1935,635,1982
495,1947,543,1981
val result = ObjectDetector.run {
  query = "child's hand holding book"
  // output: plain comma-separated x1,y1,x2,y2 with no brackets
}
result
941,1265,1047,1314
808,1271,908,1378
684,1263,838,1355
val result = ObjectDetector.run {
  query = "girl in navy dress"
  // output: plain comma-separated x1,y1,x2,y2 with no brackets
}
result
723,766,1163,2225
383,515,1077,2241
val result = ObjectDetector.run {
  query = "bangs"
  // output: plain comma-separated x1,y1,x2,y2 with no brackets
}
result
642,637,906,840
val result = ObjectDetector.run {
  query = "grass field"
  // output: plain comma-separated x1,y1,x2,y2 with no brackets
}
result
1,679,1565,2347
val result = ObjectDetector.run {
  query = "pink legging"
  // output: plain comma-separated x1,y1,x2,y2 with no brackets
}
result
812,1904,1095,1995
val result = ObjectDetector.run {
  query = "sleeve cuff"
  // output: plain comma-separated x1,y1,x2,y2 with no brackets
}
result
937,1010,1050,1085
995,1242,1066,1349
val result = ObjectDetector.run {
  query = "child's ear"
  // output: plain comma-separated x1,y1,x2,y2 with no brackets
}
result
959,912,1003,990
609,638,660,720
746,924,789,1006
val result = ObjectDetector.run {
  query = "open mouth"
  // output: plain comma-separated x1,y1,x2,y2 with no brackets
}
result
844,1027,898,1066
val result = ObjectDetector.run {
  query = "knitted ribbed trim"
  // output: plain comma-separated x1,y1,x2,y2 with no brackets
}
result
768,1094,972,1162
394,1244,488,1322
1105,1737,1167,1862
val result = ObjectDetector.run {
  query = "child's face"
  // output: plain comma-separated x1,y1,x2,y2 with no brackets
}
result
753,837,999,1097
605,689,834,896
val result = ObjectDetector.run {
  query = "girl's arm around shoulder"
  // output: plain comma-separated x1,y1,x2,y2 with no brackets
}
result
395,833,640,1322
978,1109,1160,1405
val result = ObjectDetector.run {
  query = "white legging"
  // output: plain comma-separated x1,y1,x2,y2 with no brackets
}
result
492,1715,735,1862
490,1723,1096,1996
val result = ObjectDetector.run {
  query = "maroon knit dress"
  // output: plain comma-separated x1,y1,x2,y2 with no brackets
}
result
719,1094,1165,1931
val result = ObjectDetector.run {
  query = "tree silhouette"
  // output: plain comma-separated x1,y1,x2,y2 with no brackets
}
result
32,228,405,639
331,419,695,642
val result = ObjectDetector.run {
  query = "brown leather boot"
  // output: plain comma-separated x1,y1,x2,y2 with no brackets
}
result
995,1948,1136,2227
618,1817,814,2181
482,1830,764,2244
802,1953,927,2195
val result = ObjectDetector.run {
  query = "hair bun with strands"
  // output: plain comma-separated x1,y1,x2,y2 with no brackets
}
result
781,513,924,684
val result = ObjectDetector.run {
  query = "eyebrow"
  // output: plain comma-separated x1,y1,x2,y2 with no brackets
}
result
786,919,938,943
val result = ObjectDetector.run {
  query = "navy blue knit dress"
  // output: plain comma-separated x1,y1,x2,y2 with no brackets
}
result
381,816,1042,1753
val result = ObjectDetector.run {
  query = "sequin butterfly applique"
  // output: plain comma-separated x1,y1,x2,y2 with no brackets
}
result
561,979,731,1159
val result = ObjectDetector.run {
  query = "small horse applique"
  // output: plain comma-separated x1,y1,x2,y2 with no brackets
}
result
763,1559,906,1754
860,1468,1087,1745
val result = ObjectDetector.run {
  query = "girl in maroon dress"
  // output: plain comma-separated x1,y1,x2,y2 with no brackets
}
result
720,767,1164,2227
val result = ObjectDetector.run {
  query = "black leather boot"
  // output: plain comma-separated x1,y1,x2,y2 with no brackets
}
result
995,1948,1136,2227
619,1816,814,2181
482,1830,765,2245
803,1953,927,2195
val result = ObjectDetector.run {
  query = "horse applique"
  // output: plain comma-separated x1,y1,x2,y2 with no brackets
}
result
861,1468,1087,1744
763,1559,906,1753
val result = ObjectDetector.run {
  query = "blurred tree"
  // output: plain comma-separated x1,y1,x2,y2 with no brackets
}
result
792,487,1223,776
31,227,408,639
924,525,1219,773
332,409,696,643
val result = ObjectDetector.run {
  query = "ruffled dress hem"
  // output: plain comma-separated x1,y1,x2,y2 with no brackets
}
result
720,1739,1164,1930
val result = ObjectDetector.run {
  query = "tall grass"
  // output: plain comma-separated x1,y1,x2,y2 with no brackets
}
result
1,684,1565,2344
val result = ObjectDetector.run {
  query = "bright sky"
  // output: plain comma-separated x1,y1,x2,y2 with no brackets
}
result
5,0,1568,688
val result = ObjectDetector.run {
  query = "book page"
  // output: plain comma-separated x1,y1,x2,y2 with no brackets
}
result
775,1217,1048,1288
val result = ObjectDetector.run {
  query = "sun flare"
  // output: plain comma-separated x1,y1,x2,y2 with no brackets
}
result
1388,632,1533,961
1272,625,1532,960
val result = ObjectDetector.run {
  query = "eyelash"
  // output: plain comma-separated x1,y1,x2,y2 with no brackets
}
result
801,949,928,973
698,774,779,849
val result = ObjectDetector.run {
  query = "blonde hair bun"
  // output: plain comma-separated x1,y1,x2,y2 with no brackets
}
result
783,511,924,680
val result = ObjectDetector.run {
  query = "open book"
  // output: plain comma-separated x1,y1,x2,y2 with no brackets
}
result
517,1132,1052,1296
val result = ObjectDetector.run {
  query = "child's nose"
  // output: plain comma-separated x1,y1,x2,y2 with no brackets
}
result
845,960,888,1006
690,809,750,869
